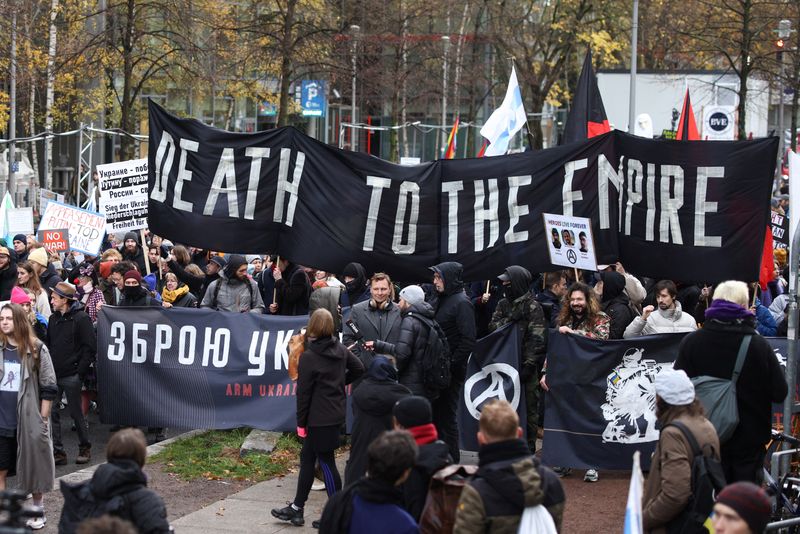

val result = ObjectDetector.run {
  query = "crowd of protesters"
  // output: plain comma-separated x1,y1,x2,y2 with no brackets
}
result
0,221,789,532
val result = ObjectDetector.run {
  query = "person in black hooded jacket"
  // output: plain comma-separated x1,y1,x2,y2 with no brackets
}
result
597,270,635,339
428,261,476,462
344,356,411,485
59,428,170,534
269,258,311,315
272,309,365,528
340,262,370,308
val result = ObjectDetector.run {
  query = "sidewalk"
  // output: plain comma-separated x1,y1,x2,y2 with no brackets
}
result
170,458,346,533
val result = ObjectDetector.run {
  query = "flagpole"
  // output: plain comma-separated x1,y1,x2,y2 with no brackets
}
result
510,57,536,150
628,0,639,133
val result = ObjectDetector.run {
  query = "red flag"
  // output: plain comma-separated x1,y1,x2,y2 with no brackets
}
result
759,227,775,291
563,49,611,144
476,140,488,158
676,89,700,141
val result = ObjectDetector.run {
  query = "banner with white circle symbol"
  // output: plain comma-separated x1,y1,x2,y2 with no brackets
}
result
463,362,521,420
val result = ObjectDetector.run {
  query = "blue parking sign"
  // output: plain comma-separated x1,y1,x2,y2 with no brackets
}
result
301,80,326,117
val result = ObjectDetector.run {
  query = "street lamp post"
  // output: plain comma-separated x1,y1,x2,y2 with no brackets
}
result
350,25,360,152
441,35,450,157
778,19,792,179
628,0,639,133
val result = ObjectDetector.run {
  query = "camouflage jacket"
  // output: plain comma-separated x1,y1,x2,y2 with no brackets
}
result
488,292,547,372
568,311,611,340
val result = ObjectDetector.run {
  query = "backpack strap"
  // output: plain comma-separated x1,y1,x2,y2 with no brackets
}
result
211,279,223,310
667,421,701,458
731,335,752,384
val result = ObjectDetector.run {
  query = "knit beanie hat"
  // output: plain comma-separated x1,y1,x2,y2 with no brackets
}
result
10,286,30,305
209,255,227,269
123,231,138,244
29,247,48,268
124,270,142,284
399,285,425,306
393,396,433,428
716,482,770,534
12,234,26,245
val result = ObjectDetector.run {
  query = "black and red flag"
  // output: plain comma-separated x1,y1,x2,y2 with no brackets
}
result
676,88,701,140
563,49,611,144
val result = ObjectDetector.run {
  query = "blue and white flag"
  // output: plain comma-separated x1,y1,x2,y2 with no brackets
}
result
624,451,644,534
480,66,527,156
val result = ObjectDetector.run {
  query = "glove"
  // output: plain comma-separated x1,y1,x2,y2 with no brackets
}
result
296,426,307,438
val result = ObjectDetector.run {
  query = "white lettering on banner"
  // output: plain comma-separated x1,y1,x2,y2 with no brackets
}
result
645,163,657,242
474,179,499,252
154,324,171,364
108,322,125,361
244,147,270,220
695,167,724,247
273,148,304,227
625,159,643,236
363,176,391,251
598,155,623,231
659,165,684,244
274,329,294,371
151,131,175,203
204,148,240,218
505,175,531,243
178,326,197,365
442,181,464,253
174,139,198,212
248,331,269,376
562,159,587,216
132,324,148,364
392,181,420,254
202,327,230,368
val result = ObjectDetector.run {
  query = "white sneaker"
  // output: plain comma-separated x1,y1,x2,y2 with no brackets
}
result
27,515,47,530
311,478,325,491
583,468,599,482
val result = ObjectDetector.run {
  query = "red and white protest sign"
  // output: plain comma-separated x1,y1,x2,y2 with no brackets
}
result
37,228,70,253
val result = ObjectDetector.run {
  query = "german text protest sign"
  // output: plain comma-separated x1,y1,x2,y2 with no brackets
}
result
37,228,70,253
97,158,149,233
39,202,105,255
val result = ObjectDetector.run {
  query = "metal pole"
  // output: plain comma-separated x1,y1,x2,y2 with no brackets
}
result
441,35,450,157
628,0,639,133
784,221,800,474
779,58,786,174
350,25,360,151
8,6,17,201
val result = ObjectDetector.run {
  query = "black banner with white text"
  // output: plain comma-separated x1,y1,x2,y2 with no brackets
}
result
148,101,777,284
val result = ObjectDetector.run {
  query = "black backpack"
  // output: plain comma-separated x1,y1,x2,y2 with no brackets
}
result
408,312,451,393
665,421,727,534
59,479,131,534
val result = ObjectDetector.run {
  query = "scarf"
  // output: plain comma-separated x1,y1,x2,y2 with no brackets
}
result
408,423,438,445
704,299,754,322
162,284,189,304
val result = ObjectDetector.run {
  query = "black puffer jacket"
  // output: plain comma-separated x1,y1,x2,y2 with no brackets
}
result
296,336,365,428
85,459,169,533
429,262,476,375
600,271,635,339
39,263,62,294
47,302,96,379
344,358,410,485
374,300,437,397
403,439,451,520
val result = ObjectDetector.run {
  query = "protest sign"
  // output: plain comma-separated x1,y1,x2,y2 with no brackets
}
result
37,228,69,253
39,189,64,215
38,201,106,255
148,100,777,284
6,207,34,236
543,213,597,271
97,158,149,232
772,211,790,249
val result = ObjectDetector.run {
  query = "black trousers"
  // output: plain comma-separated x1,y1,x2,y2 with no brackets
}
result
293,425,341,509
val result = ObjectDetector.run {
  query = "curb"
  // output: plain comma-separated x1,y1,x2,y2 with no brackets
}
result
56,429,209,485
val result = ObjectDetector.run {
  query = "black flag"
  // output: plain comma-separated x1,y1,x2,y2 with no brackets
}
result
563,49,611,144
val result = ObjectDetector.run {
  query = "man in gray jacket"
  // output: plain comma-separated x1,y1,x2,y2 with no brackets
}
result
624,280,697,338
201,255,265,313
343,272,402,371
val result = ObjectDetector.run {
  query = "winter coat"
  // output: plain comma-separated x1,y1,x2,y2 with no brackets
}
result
83,459,170,534
562,311,611,340
373,301,437,397
119,244,147,274
675,318,787,459
489,268,547,382
296,336,365,428
30,289,51,321
403,439,451,521
429,262,476,374
468,280,502,339
256,268,275,308
309,286,343,332
600,271,635,339
340,262,370,309
0,259,18,301
344,360,411,485
535,289,562,328
167,259,205,298
200,273,264,313
47,303,96,379
753,298,777,336
273,263,311,315
2,342,57,494
623,301,697,338
118,286,159,307
642,413,720,534
344,299,403,371
453,438,565,533
319,477,418,534
39,263,62,295
170,291,197,308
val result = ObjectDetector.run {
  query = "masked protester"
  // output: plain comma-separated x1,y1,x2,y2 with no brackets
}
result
118,271,159,307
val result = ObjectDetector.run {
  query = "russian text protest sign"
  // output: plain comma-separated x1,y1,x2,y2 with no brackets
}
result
39,201,106,255
97,158,149,233
543,213,597,271
147,100,777,284
37,229,69,253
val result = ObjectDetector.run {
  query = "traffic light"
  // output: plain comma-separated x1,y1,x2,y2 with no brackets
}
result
777,38,786,61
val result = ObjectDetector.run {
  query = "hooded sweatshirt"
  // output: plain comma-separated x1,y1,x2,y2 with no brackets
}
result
429,262,476,371
341,262,370,307
296,336,365,428
600,271,635,339
200,255,265,313
344,357,411,484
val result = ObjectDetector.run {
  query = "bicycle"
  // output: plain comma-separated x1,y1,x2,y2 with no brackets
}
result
763,430,800,532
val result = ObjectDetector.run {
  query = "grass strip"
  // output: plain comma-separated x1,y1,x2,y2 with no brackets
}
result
150,428,302,482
